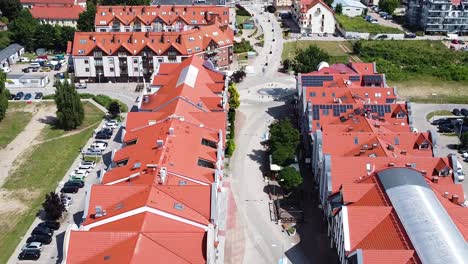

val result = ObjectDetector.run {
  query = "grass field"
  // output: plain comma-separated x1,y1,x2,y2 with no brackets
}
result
236,15,251,26
40,102,104,140
0,103,103,263
336,15,403,34
426,110,453,121
282,41,352,63
0,111,32,148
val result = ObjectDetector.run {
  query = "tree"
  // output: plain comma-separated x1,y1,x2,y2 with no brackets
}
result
352,40,363,55
108,101,121,118
272,145,295,165
269,119,300,166
0,31,11,50
42,192,65,220
54,80,84,130
323,0,333,7
77,1,96,32
380,0,399,14
35,24,56,51
9,9,38,51
278,167,302,190
292,45,330,74
231,70,246,83
282,59,291,72
228,83,240,109
461,132,468,150
0,70,9,122
335,3,343,14
266,5,277,13
0,0,22,21
226,139,236,157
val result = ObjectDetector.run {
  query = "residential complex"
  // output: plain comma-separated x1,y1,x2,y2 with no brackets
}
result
291,0,336,34
151,0,227,5
30,4,85,27
94,5,230,33
406,0,468,34
20,0,87,8
63,56,229,263
297,61,468,263
69,23,234,82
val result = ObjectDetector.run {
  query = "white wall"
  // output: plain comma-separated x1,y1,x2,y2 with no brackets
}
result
342,7,364,17
102,56,120,77
74,57,96,78
5,76,48,88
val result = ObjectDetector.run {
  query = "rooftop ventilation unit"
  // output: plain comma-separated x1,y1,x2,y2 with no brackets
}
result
95,206,107,218
156,139,164,148
168,127,174,135
159,167,167,184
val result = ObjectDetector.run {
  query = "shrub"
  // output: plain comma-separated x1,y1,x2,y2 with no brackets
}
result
78,93,95,99
278,167,302,190
226,139,236,157
92,94,113,107
42,94,55,99
234,38,254,53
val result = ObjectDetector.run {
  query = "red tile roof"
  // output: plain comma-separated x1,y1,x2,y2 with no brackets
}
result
30,4,84,20
299,0,334,13
95,5,230,27
71,23,234,56
20,0,75,4
361,250,416,264
66,231,207,264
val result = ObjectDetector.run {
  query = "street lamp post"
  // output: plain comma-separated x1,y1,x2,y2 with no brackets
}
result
459,119,465,139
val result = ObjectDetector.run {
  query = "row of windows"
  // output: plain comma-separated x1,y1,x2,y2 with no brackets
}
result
101,10,228,17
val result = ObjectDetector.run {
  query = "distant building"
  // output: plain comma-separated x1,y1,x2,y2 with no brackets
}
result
292,0,336,34
6,74,49,88
0,44,25,68
360,0,379,6
94,5,230,33
20,0,86,9
332,0,366,17
30,4,85,28
406,0,468,34
273,0,293,8
151,0,227,5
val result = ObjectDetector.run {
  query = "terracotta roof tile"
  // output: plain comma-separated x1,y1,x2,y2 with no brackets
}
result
360,250,416,264
30,4,84,20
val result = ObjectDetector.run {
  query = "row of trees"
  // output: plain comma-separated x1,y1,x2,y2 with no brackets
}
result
226,82,240,157
8,9,75,52
0,71,10,122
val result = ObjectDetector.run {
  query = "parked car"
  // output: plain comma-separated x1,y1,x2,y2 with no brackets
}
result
38,221,60,230
18,249,41,260
377,35,388,39
404,33,417,38
32,226,53,236
22,67,30,73
459,40,465,45
32,67,39,72
1,66,11,73
19,57,30,62
104,120,119,129
22,242,43,251
27,235,52,245
61,186,79,193
461,108,468,116
70,174,86,182
85,148,103,156
64,180,84,188
34,92,43,99
453,108,462,116
432,118,451,125
9,93,16,100
379,11,388,17
365,15,372,21
54,64,62,71
62,195,73,206
24,93,32,100
90,141,108,151
15,92,24,100
81,160,96,168
451,39,459,44
71,169,89,178
370,20,379,24
95,131,112,140
76,82,87,89
385,15,393,20
439,126,454,133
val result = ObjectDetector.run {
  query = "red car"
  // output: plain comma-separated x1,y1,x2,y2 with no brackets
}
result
37,55,48,60
451,39,459,44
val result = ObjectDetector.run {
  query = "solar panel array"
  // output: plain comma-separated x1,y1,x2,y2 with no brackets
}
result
312,104,353,120
349,75,361,82
302,75,334,87
362,75,383,84
364,104,392,117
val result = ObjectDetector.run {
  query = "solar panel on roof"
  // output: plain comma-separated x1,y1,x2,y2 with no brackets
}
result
378,112,385,117
349,76,360,82
385,105,391,113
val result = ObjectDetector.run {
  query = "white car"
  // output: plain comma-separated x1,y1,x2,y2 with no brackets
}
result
1,66,11,73
76,165,92,172
81,160,96,168
71,169,88,178
19,57,30,62
104,120,119,129
22,242,42,251
61,195,73,206
90,141,108,151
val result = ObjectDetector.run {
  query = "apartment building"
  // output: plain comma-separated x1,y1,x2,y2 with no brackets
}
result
63,57,229,263
30,4,85,27
406,0,468,34
94,5,230,33
297,61,468,263
274,0,293,9
291,0,336,34
70,23,234,82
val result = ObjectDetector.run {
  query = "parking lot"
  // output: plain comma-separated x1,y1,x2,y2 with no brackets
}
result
8,119,123,264
411,103,468,199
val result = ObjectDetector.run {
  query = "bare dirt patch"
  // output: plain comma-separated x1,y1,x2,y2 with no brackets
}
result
0,190,27,215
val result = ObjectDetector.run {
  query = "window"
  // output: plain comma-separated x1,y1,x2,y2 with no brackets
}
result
84,59,89,64
322,92,326,97
187,49,192,54
197,158,215,169
116,159,128,167
179,180,187,185
188,36,195,41
110,67,114,72
78,50,85,55
133,58,138,63
85,68,89,72
79,39,87,44
309,92,316,97
108,57,114,64
396,111,406,118
323,109,329,115
126,139,137,146
201,138,217,149
191,20,197,24
134,67,139,72
420,141,429,149
195,47,201,52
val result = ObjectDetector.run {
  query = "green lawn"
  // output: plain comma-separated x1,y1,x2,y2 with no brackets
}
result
40,102,104,140
0,103,103,263
0,111,32,148
426,110,453,121
282,41,351,63
236,15,251,26
336,14,403,34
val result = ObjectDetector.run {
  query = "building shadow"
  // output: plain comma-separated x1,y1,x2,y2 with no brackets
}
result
113,127,123,143
73,211,84,226
102,150,113,167
55,231,65,264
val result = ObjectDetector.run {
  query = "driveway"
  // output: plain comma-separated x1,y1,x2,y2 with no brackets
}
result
411,103,468,198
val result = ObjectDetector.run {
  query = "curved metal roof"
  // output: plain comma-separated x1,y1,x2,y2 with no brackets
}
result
377,168,468,264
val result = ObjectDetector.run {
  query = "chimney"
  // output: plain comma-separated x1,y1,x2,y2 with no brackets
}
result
388,145,394,151
143,95,149,103
401,150,407,155
444,192,449,198
421,170,427,176
159,167,167,184
452,194,460,204
156,139,164,148
432,176,439,183
388,162,395,167
95,206,107,218
168,127,174,135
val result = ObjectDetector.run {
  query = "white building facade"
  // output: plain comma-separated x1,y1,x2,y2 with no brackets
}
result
332,0,367,17
292,0,336,34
